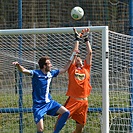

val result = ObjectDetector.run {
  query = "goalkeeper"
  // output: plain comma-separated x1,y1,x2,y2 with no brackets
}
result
55,27,92,133
12,49,78,133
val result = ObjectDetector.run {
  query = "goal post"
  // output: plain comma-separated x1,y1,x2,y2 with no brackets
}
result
0,26,109,133
0,26,108,35
102,26,109,133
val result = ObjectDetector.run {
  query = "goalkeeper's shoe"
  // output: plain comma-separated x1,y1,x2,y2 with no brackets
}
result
80,28,90,42
73,28,82,41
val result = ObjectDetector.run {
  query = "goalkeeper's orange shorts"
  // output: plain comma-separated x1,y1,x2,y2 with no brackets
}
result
64,96,88,125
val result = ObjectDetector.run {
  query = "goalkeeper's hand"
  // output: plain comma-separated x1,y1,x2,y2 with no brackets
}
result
12,61,19,66
80,28,90,42
73,27,82,41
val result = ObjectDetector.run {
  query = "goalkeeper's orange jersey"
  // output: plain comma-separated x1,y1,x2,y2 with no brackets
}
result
66,60,92,98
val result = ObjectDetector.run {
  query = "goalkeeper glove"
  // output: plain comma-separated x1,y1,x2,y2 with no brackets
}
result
73,28,81,41
81,28,90,42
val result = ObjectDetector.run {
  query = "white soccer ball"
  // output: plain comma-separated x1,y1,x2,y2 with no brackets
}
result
71,6,84,20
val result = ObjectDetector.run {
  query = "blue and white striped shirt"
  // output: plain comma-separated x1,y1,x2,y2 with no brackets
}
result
29,69,59,105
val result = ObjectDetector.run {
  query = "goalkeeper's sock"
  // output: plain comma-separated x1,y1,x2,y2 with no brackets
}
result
53,111,70,133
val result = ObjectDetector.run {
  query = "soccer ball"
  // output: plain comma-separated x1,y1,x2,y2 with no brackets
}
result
71,6,84,20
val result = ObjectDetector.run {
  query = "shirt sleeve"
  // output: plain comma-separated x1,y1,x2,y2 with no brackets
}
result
52,69,60,77
29,70,34,76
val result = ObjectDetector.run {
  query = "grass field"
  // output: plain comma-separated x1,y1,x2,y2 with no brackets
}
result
0,89,131,133
0,90,103,133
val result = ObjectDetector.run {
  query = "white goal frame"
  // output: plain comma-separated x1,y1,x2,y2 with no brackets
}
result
0,26,109,133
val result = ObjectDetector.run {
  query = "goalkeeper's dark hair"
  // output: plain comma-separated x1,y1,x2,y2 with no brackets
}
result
38,56,50,69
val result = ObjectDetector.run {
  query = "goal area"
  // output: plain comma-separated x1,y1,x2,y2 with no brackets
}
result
0,26,132,133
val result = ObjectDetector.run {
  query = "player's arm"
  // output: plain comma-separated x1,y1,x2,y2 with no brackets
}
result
12,62,31,75
70,41,79,64
85,40,92,65
59,28,80,74
59,51,77,74
82,28,92,65
71,27,80,64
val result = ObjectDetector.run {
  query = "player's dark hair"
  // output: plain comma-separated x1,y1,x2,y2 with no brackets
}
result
38,56,50,69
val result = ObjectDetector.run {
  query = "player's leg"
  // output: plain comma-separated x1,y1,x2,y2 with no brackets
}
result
72,100,88,133
36,118,44,133
53,106,70,133
73,122,84,133
54,97,70,131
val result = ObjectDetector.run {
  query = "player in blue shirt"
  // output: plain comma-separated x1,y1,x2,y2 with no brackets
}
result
12,52,77,133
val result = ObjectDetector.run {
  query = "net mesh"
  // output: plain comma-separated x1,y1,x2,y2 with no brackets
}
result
0,0,129,34
0,27,133,132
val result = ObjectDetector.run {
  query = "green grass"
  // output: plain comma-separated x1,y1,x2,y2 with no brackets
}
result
0,90,131,133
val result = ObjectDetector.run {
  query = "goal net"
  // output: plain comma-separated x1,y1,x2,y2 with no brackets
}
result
0,26,132,133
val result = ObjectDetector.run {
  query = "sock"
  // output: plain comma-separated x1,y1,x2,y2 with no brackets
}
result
53,111,70,133
37,131,43,133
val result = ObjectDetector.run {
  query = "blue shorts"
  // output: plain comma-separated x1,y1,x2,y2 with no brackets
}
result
33,100,61,124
